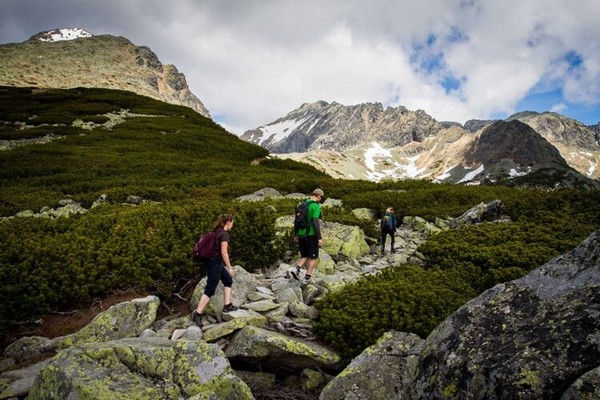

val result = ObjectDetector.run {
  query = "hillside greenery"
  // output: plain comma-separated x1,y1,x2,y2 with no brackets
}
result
1,86,599,361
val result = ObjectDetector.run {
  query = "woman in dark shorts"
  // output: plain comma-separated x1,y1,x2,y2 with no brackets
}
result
192,213,237,327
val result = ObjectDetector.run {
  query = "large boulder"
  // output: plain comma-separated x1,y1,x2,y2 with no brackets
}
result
320,221,370,260
449,199,507,228
55,295,160,349
275,217,370,261
28,338,253,400
190,265,259,319
236,187,283,202
411,229,600,399
225,325,341,375
320,331,424,400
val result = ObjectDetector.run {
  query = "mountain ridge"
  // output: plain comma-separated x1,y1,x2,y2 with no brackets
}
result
0,29,210,118
242,101,600,186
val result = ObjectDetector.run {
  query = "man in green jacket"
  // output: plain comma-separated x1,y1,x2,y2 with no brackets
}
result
291,188,324,284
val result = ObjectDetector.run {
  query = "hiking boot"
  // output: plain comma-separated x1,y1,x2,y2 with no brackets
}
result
290,267,301,280
302,275,312,285
223,303,238,312
191,311,204,327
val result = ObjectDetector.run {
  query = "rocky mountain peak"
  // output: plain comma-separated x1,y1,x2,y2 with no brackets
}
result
241,101,441,153
29,28,93,42
465,120,567,167
0,31,210,118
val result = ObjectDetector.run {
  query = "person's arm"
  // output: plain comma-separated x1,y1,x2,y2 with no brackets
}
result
220,241,235,277
311,204,323,246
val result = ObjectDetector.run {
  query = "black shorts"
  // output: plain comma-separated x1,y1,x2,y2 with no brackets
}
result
299,235,319,259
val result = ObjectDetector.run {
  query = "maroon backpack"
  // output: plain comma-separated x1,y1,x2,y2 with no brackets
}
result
193,231,218,260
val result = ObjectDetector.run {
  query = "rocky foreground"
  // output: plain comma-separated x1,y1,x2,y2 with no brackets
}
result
1,191,598,399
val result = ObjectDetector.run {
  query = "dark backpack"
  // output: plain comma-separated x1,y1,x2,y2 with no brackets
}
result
193,231,218,260
294,200,311,234
383,214,394,230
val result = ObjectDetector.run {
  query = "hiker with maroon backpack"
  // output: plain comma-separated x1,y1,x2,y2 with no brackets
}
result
192,213,238,327
290,188,325,285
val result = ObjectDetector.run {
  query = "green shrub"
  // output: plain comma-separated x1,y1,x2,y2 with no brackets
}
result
314,265,475,361
0,200,287,329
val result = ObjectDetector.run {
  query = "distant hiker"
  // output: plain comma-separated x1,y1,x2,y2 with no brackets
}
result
192,213,238,327
291,188,325,284
380,206,397,255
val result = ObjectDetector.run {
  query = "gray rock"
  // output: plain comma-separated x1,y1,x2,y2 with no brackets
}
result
236,187,283,202
351,208,376,221
28,338,253,399
191,265,259,319
560,365,600,399
225,325,341,375
276,287,301,304
3,336,51,364
320,330,424,400
55,295,160,349
450,199,506,228
0,359,51,400
411,229,600,399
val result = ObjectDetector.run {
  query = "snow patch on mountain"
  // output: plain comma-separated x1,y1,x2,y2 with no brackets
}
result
363,143,427,182
258,117,310,144
34,28,93,42
458,165,485,183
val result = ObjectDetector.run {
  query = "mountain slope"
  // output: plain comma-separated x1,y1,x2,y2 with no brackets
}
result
0,29,210,118
0,86,327,216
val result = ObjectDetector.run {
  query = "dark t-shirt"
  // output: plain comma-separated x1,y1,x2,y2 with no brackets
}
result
213,228,230,260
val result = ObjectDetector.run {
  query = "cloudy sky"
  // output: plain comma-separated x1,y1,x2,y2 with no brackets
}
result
1,0,599,134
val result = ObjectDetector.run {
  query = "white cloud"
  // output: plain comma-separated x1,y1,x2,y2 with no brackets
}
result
1,0,599,133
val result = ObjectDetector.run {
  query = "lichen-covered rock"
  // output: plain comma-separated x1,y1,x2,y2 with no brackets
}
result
351,208,376,221
412,229,600,399
225,325,342,374
55,295,160,349
274,217,370,261
203,312,267,342
288,301,319,320
320,330,423,400
28,338,253,400
402,216,441,236
0,359,51,399
3,336,51,364
301,368,326,390
560,365,600,399
191,265,259,319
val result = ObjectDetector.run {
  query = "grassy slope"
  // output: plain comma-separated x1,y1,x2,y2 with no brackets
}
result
0,86,328,216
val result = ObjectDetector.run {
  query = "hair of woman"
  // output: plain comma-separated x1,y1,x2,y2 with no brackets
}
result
213,213,233,230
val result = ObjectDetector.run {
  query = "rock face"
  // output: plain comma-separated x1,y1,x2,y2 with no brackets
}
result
28,338,253,400
0,31,210,118
411,229,600,399
241,101,441,153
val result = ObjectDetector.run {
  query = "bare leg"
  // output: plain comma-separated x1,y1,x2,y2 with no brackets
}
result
305,258,318,276
196,294,211,314
223,286,232,305
297,257,307,268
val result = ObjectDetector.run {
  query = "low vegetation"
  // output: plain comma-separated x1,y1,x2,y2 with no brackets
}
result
1,86,599,363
